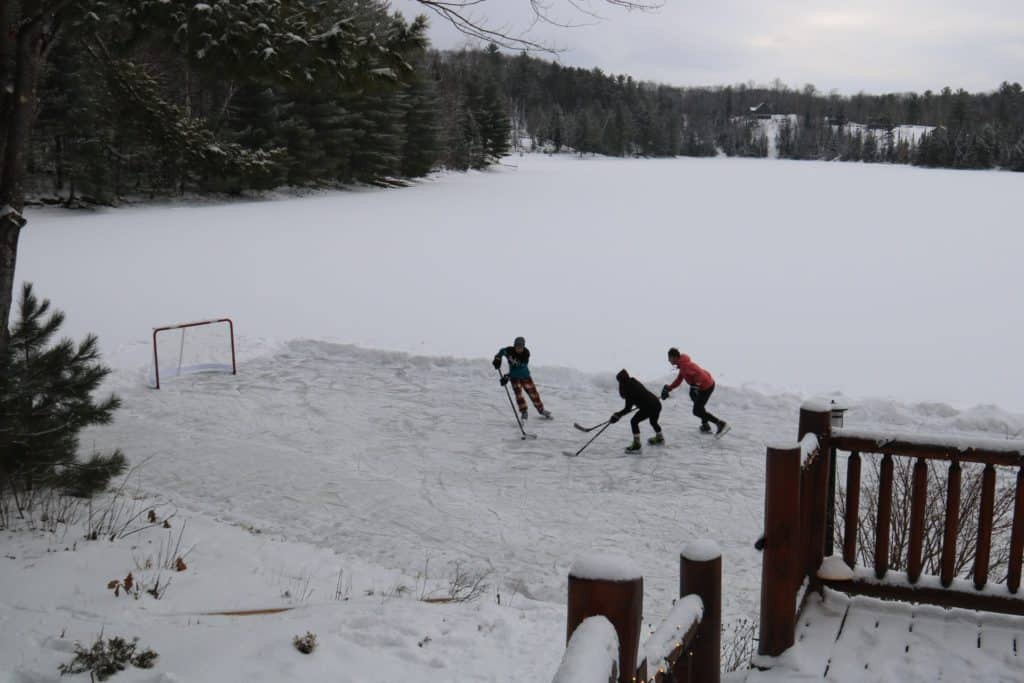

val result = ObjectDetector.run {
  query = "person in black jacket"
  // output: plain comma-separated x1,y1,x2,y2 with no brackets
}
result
610,368,663,452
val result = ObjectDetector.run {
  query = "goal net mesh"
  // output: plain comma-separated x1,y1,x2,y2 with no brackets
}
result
150,319,235,388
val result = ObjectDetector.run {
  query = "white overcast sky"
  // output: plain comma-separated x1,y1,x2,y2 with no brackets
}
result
387,0,1023,94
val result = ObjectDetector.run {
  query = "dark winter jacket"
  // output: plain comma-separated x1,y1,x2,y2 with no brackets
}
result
495,346,531,380
616,375,661,415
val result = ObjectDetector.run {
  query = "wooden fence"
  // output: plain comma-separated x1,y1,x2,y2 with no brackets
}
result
758,404,1024,657
553,543,722,683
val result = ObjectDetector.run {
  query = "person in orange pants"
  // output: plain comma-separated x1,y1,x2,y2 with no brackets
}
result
493,336,551,421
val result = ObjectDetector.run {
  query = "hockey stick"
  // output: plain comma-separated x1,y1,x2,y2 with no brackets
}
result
497,368,537,440
574,409,636,432
563,421,614,457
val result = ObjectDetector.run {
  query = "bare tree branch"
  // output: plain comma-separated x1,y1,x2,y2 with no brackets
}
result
412,0,663,53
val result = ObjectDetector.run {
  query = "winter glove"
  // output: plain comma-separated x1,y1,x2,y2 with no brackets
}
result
609,413,620,424
660,385,671,400
492,357,502,370
500,375,510,387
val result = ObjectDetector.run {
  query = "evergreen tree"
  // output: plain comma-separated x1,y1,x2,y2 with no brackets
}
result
401,67,442,177
478,80,512,161
0,284,126,500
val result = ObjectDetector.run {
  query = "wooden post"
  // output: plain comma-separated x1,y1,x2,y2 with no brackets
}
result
567,554,643,683
843,451,861,567
680,541,721,683
758,444,801,656
941,460,962,588
1009,468,1024,594
875,454,893,579
799,406,832,584
974,463,996,590
907,458,928,583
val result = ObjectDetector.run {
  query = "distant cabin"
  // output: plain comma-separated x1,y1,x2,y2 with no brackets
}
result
748,102,773,119
867,115,894,130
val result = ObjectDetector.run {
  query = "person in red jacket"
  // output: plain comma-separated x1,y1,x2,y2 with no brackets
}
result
661,347,730,436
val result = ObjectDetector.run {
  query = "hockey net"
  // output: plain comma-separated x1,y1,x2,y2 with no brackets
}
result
150,318,236,389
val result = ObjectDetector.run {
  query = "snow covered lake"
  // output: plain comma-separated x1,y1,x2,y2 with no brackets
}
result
6,154,1024,681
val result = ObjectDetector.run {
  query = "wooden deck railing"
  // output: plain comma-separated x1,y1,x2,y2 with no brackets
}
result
758,403,1024,658
552,543,722,683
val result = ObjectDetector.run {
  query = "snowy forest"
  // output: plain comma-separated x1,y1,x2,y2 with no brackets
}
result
13,1,1024,206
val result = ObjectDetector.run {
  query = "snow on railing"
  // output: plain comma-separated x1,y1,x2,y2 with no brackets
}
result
552,616,619,683
556,544,721,683
832,426,1024,459
640,594,703,679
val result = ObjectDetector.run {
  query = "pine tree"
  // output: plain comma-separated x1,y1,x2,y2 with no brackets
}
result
0,284,126,500
401,68,442,177
478,80,512,161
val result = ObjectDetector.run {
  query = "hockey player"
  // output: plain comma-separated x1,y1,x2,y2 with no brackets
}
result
493,336,551,421
610,369,663,452
661,347,729,437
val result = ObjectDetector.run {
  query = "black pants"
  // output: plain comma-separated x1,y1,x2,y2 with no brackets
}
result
631,404,662,435
689,384,721,427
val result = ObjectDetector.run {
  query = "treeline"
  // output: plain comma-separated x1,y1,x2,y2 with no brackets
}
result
482,50,1024,170
26,1,512,203
25,13,1024,204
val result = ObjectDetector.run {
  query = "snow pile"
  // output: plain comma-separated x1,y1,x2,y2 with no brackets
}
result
817,555,855,581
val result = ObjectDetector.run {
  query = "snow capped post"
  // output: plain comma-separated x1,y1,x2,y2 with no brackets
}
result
567,552,643,683
798,402,833,581
680,540,721,683
757,442,801,657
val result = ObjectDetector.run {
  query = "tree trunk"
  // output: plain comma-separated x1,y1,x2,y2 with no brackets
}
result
0,0,18,165
0,6,46,355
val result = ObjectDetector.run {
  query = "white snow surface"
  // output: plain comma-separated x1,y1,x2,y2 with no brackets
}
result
17,154,1024,413
5,154,1024,681
569,552,643,582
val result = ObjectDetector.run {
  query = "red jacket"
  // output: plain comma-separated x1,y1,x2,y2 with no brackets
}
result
668,354,714,391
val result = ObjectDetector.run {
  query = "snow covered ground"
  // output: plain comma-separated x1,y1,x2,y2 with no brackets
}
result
5,154,1024,681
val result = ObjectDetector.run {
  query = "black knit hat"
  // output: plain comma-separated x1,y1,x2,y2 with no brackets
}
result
514,336,525,347
616,369,629,382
